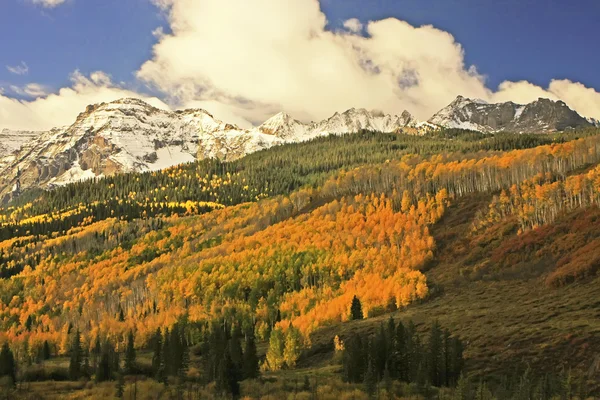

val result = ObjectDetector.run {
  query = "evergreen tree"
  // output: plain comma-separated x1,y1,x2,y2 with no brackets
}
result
229,325,244,371
42,340,51,360
364,358,377,398
216,350,241,399
118,306,125,322
427,321,443,387
25,315,32,331
151,328,162,378
82,352,91,379
242,332,259,380
342,333,365,383
0,343,16,386
394,321,407,381
124,330,136,374
448,336,465,386
373,323,388,379
92,335,102,370
68,329,83,380
159,329,170,384
350,295,364,320
96,341,113,383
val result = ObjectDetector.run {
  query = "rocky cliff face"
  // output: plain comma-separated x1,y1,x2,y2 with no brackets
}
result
429,96,594,133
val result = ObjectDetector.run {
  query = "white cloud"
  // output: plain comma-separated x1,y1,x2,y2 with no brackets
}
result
0,71,169,131
30,0,67,8
2,0,600,133
6,62,29,76
9,83,49,98
137,0,600,123
343,18,363,33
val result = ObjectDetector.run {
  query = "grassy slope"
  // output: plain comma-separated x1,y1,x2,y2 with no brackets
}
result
304,194,600,388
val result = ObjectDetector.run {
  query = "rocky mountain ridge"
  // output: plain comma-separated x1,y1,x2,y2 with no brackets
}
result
429,95,594,133
0,99,424,200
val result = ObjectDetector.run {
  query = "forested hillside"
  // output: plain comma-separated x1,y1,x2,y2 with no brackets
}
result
1,127,600,399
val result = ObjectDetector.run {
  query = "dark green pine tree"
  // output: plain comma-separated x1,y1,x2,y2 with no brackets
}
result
342,333,365,383
427,321,443,387
92,335,102,370
217,349,241,399
159,329,170,384
441,329,451,387
118,306,125,322
448,336,465,386
364,358,377,398
25,315,33,332
394,320,407,381
350,295,364,320
373,323,389,379
124,330,136,374
0,342,16,386
151,328,162,379
42,340,51,360
229,325,243,372
68,329,83,380
242,332,259,380
406,321,421,383
96,341,113,383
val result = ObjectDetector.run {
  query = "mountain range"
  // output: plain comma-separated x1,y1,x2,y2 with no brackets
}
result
0,96,596,200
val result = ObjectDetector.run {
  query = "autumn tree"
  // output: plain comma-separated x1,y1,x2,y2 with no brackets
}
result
283,324,303,368
265,327,285,371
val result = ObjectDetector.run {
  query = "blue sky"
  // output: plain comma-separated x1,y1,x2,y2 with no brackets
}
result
1,0,599,131
2,0,598,94
321,0,600,90
0,0,166,93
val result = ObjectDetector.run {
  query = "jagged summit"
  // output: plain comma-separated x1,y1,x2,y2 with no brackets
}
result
258,112,306,139
429,95,593,133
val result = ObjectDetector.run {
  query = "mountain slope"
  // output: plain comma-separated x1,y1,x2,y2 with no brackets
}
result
429,95,594,133
0,100,426,199
2,131,600,396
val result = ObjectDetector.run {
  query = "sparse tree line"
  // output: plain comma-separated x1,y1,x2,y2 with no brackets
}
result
340,317,464,394
475,165,600,234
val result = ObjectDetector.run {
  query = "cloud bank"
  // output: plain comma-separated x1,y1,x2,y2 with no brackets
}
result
0,71,168,131
136,0,600,123
2,0,600,132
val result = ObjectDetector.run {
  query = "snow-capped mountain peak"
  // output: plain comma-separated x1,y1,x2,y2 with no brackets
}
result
429,95,593,133
258,112,307,139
